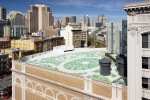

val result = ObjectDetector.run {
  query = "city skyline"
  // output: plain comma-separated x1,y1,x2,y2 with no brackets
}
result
0,0,144,22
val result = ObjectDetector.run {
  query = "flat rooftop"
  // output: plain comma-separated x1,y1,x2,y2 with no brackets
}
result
25,48,124,85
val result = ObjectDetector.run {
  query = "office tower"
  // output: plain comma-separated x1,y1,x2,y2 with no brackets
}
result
71,16,76,23
0,20,10,37
98,14,105,23
54,18,60,28
62,16,69,25
98,14,109,27
90,19,95,27
78,18,83,24
124,1,150,100
0,7,6,20
25,4,58,36
84,15,90,27
7,11,25,26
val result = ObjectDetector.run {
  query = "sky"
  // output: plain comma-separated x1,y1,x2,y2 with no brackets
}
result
0,0,147,22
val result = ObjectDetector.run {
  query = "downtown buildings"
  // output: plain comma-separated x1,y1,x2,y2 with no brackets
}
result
25,4,59,37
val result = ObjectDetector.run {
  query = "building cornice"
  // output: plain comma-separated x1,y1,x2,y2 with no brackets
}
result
124,1,150,16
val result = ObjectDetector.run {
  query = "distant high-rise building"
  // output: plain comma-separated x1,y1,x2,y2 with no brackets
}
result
98,14,109,27
0,20,10,37
25,4,58,36
84,15,90,27
0,7,6,20
62,17,69,25
54,18,60,28
90,19,95,27
71,16,76,23
98,14,105,23
78,18,83,24
7,11,25,26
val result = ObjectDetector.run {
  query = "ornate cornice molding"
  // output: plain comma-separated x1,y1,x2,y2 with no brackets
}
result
125,7,150,16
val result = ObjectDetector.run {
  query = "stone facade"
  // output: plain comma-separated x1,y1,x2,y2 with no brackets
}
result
124,1,150,100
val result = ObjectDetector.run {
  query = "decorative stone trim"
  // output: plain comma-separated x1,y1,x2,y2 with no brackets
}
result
125,7,150,16
128,27,138,37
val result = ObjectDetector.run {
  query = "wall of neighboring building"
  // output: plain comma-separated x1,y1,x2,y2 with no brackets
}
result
106,20,127,55
12,60,127,100
73,31,81,48
11,40,35,50
113,21,122,54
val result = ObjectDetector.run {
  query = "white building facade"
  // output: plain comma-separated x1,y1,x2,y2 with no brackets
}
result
124,1,150,100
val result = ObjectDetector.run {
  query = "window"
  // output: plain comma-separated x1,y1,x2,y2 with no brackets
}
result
142,57,148,69
142,97,149,100
142,34,148,48
142,77,150,90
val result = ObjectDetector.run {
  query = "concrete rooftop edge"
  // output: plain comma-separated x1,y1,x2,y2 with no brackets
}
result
124,1,150,9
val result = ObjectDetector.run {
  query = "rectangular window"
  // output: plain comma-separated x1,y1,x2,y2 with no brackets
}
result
142,77,149,89
142,34,148,48
142,57,148,69
142,97,149,100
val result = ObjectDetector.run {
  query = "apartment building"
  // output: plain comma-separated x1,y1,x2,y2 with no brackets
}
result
1,48,35,60
11,39,43,53
65,23,81,48
0,40,11,50
124,1,150,100
0,53,8,74
43,37,64,52
81,30,88,47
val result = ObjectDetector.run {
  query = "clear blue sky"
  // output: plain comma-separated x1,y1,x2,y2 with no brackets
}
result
0,0,146,22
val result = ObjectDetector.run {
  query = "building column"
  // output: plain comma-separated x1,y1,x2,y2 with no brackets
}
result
84,78,92,93
111,83,117,100
12,72,15,100
117,85,122,100
111,23,113,53
21,75,26,100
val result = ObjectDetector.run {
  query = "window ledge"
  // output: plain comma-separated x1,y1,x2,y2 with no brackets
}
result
142,48,150,51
